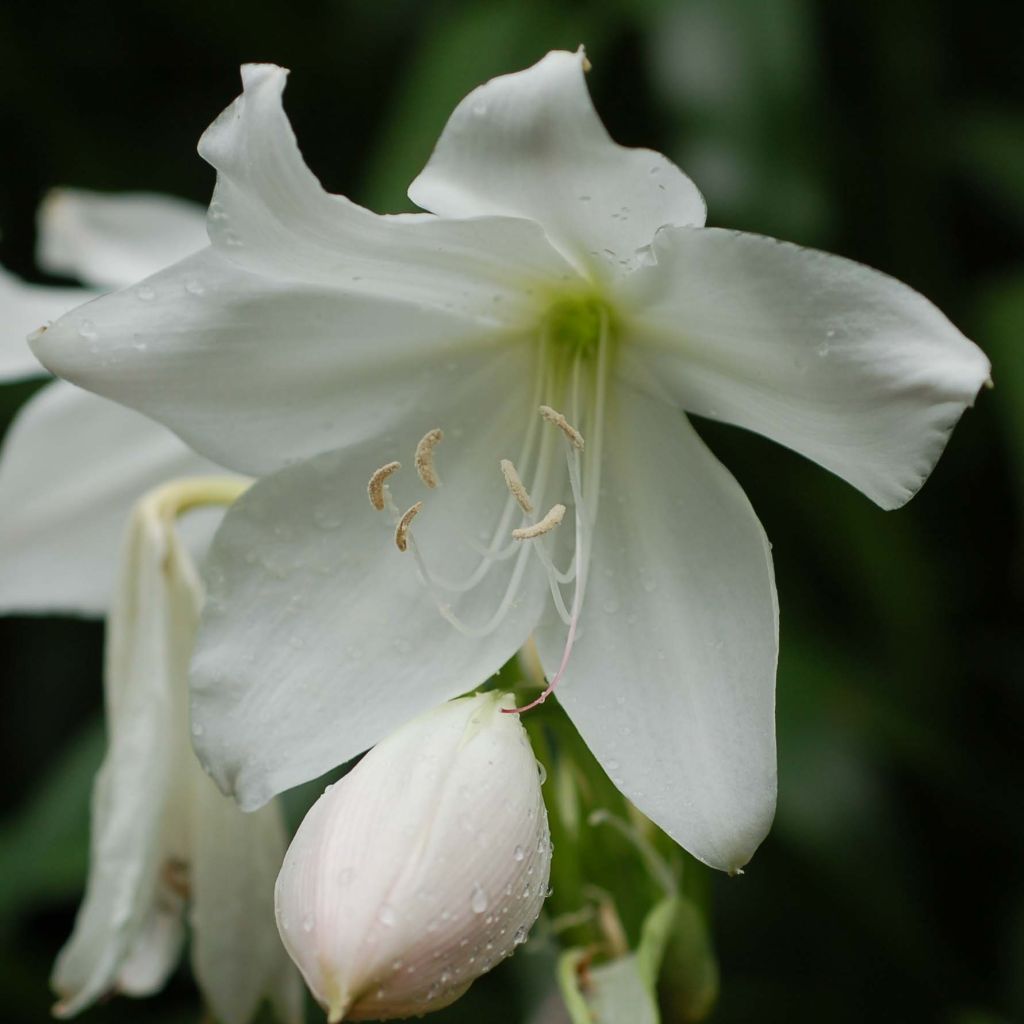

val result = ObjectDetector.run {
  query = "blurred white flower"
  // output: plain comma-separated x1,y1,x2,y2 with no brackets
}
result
53,476,301,1024
32,52,990,871
0,188,219,615
275,691,551,1022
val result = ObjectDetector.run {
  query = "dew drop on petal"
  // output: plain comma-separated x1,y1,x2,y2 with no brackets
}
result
470,884,488,914
78,320,98,340
184,277,205,295
513,925,528,946
513,844,525,862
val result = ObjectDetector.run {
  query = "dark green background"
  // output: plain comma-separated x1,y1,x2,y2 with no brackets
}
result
1,1,1021,1022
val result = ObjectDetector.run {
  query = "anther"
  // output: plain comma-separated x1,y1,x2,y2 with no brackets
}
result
394,501,423,553
539,406,585,451
512,504,566,540
500,459,534,514
368,461,401,511
415,428,444,488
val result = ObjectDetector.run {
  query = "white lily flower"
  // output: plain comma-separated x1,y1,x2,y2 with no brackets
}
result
0,188,219,615
31,52,990,871
276,691,551,1021
53,476,302,1024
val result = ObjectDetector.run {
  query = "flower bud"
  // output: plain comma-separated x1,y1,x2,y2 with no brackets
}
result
274,692,552,1021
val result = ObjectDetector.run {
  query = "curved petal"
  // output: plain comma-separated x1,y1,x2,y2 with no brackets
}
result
51,505,201,1015
37,188,208,290
617,227,992,510
0,267,89,380
30,248,543,477
408,49,706,278
197,63,574,308
189,772,302,1024
535,385,777,872
114,906,185,996
0,380,223,617
191,345,547,809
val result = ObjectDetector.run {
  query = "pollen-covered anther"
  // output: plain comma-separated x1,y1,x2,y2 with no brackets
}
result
500,458,534,514
395,501,423,552
367,461,401,511
415,428,444,488
512,503,566,540
539,405,585,451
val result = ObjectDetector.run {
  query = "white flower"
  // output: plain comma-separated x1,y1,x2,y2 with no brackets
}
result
0,188,219,615
31,52,991,871
53,477,301,1024
275,691,551,1022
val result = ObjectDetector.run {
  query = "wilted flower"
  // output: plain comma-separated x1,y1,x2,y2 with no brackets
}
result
275,692,551,1021
53,476,301,1023
0,188,218,615
32,52,990,871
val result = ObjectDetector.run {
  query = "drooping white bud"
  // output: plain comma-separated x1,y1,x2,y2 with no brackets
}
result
274,692,552,1021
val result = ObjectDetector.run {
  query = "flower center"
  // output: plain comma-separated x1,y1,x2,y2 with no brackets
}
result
364,293,616,713
545,295,608,363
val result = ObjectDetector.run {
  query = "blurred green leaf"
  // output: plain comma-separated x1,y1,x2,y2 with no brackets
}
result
0,718,101,929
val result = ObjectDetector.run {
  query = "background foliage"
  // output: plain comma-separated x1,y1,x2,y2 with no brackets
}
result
0,1,1021,1022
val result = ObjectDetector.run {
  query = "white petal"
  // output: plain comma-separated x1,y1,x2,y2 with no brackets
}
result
30,246,548,477
37,188,208,290
189,771,302,1024
535,385,777,872
0,266,89,380
52,497,203,1015
197,63,573,305
0,381,224,617
408,50,706,278
114,906,185,996
617,227,992,509
191,346,547,809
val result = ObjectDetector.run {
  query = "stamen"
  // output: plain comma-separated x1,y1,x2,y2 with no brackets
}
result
512,504,565,540
415,428,444,488
500,458,534,514
368,461,401,511
539,405,585,451
394,501,423,552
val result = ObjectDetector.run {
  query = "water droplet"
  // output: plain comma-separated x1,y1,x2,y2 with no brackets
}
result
78,320,98,340
184,277,205,295
136,285,155,301
378,903,397,926
223,230,243,247
513,844,525,862
302,914,314,932
522,883,532,899
513,925,528,946
391,959,403,971
472,101,488,116
470,884,488,914
191,721,204,737
607,758,620,771
536,760,547,784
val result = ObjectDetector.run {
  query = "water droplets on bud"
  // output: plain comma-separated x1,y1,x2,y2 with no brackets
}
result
78,320,98,340
302,913,314,933
377,903,397,926
470,884,488,914
184,277,205,295
513,925,528,946
513,844,525,862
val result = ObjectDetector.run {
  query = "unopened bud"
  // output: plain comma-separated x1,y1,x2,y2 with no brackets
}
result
274,692,552,1021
